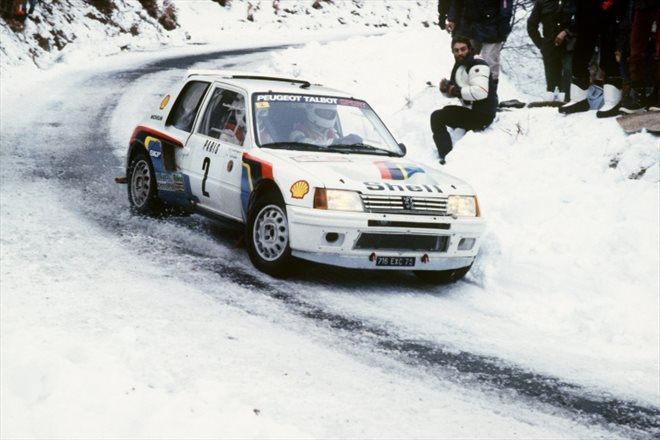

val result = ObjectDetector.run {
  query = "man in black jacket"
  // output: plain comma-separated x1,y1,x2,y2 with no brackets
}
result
430,37,498,164
527,0,576,101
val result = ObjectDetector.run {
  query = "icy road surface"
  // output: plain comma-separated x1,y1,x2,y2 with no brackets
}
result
2,34,659,438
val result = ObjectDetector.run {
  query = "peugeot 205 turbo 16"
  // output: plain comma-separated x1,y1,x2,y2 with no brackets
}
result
120,71,485,282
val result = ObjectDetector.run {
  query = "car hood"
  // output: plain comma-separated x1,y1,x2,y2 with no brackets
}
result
267,151,474,196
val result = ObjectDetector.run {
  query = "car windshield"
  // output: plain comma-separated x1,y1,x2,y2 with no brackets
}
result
252,93,403,156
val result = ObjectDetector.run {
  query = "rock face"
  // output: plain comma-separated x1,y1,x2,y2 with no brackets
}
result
0,0,435,74
0,0,184,73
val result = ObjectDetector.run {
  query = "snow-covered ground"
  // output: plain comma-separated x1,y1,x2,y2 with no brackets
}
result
2,1,659,438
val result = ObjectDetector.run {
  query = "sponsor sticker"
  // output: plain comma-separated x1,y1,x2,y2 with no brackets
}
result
156,172,185,192
290,180,310,199
375,161,425,180
339,98,367,108
363,181,444,193
256,94,339,105
255,101,270,109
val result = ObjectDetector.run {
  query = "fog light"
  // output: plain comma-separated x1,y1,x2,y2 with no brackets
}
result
325,232,339,243
458,238,476,251
421,254,430,264
369,252,377,262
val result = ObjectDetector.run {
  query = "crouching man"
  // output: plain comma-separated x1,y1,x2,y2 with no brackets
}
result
431,36,498,164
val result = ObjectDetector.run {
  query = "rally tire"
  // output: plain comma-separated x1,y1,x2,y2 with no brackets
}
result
414,264,472,284
127,150,164,216
246,193,294,278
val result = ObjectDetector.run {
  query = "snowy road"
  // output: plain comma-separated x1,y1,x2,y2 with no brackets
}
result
2,37,659,438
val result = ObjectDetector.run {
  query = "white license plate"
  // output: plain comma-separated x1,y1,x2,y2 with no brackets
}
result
375,256,415,267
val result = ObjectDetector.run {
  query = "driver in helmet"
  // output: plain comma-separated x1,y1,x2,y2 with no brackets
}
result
221,96,247,145
290,103,339,145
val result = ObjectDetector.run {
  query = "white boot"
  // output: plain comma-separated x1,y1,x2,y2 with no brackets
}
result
559,83,588,114
596,83,622,118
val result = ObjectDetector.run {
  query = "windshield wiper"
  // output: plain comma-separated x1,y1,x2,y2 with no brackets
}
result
327,143,401,157
259,142,324,151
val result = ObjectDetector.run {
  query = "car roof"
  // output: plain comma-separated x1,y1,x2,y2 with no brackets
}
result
185,69,354,99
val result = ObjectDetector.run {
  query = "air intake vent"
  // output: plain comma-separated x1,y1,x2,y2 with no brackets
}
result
354,234,449,251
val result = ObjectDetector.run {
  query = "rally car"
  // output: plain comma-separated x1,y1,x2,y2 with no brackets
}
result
120,70,485,282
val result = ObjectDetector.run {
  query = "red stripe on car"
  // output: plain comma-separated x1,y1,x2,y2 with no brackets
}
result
243,153,273,179
130,125,183,147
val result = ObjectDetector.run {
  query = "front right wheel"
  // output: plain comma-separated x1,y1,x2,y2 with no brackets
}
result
246,193,294,277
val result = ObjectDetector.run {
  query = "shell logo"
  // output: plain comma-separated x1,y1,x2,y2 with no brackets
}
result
290,180,310,199
159,95,170,110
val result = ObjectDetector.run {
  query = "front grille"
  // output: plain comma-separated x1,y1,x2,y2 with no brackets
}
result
361,194,448,216
354,233,449,251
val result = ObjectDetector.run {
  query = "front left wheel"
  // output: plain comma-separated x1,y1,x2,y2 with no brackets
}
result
246,193,294,277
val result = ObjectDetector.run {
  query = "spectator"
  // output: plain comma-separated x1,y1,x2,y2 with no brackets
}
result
445,0,514,91
430,36,497,164
527,0,576,101
620,0,659,112
559,0,629,118
438,0,450,30
18,0,35,15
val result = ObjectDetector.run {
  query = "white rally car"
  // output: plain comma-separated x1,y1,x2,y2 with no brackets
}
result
122,70,485,282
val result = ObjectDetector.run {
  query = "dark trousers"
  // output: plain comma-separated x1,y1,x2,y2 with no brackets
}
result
572,2,620,83
542,45,573,99
629,9,660,87
430,106,494,158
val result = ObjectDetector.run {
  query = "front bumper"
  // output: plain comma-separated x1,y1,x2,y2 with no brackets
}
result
287,205,485,271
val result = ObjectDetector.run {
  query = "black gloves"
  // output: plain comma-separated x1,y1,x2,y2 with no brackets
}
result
447,83,461,98
439,78,450,93
440,79,461,98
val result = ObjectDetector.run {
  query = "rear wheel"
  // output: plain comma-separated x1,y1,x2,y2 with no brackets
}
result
414,264,472,284
127,150,164,215
246,193,294,277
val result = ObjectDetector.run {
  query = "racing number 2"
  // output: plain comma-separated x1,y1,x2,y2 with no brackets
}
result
202,157,211,197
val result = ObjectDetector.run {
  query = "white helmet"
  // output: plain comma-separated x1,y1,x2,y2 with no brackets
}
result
229,97,246,128
305,104,337,130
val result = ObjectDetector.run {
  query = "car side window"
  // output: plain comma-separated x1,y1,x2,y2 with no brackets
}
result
198,88,247,147
166,81,210,132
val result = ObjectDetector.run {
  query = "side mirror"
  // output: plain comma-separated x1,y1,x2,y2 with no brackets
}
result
398,143,407,156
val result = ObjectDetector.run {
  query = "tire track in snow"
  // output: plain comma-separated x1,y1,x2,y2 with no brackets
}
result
206,261,660,438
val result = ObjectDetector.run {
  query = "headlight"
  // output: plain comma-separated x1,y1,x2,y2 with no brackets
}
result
447,195,480,217
314,188,363,211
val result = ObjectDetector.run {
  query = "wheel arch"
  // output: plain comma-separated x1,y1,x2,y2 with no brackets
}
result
127,140,148,168
248,179,284,214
